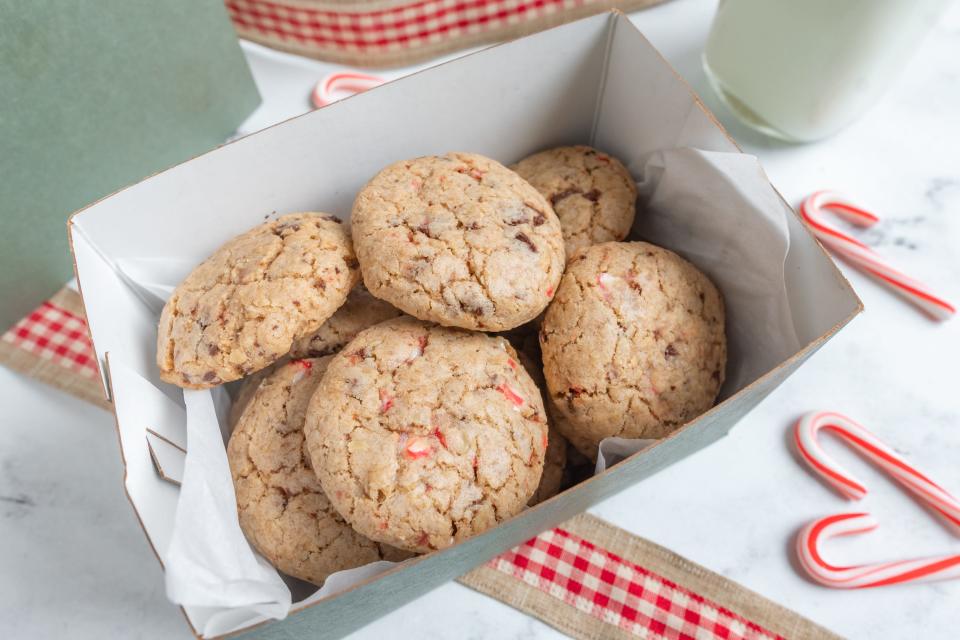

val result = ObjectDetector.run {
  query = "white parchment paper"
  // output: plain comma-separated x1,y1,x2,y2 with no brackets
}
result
164,390,291,620
116,147,799,636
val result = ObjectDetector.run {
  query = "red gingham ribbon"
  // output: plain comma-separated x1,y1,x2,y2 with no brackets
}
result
490,528,784,639
1,300,99,378
226,0,588,51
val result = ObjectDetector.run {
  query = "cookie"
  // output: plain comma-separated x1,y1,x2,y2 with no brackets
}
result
229,287,401,428
544,397,595,469
511,334,567,506
228,358,287,430
227,357,411,586
304,317,548,553
512,146,637,258
288,285,403,358
157,213,359,388
527,424,567,506
351,153,565,332
540,242,726,458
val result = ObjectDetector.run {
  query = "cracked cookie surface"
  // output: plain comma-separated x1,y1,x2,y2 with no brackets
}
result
351,153,565,332
228,357,288,430
227,357,412,586
288,285,403,359
540,242,726,458
512,146,637,258
229,286,403,428
509,333,567,506
157,213,359,388
304,316,548,553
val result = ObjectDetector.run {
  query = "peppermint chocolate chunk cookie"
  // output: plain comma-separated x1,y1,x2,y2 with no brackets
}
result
157,213,359,388
229,286,401,428
540,242,726,458
512,146,637,258
288,285,403,359
351,153,565,331
304,317,548,553
510,333,566,506
528,423,567,506
227,357,287,430
227,357,411,585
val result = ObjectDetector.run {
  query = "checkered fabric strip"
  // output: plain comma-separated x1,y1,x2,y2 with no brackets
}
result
226,0,590,52
489,527,785,640
1,301,99,378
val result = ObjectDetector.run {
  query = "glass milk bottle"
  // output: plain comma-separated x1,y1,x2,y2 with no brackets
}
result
703,0,949,142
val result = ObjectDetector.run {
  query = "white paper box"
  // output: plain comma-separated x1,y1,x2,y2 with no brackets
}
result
70,12,861,640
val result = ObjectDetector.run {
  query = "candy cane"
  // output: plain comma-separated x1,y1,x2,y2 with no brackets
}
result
311,72,384,108
797,512,960,588
793,411,960,588
800,191,955,321
794,411,960,532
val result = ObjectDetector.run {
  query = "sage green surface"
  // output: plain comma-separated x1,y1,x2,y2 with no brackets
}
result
0,0,259,330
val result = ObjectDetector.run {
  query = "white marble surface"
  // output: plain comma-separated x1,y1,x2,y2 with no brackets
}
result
3,0,960,638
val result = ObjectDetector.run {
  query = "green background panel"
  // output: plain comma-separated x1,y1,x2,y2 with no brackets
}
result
0,0,259,329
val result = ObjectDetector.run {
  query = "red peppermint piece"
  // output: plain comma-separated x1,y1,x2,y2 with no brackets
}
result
404,436,432,460
546,286,554,298
496,382,524,407
379,389,394,413
507,357,518,370
457,166,484,181
595,272,617,302
433,427,447,449
290,358,313,383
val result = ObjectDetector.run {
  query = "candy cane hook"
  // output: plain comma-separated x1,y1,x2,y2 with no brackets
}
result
793,411,960,589
311,72,384,108
797,512,960,588
794,411,960,533
800,191,955,321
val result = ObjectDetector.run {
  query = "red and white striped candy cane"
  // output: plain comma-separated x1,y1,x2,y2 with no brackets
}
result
797,512,960,588
800,191,955,321
793,411,960,588
794,411,960,532
311,72,384,108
